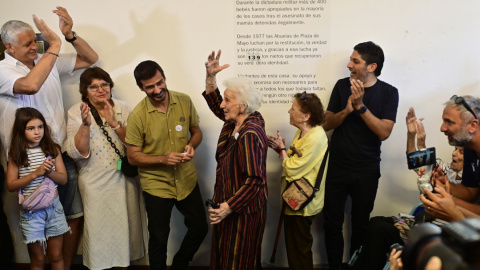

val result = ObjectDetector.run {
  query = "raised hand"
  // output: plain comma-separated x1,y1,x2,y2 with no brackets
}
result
102,99,118,127
205,50,230,77
406,107,417,134
416,118,426,149
80,103,92,126
32,15,61,48
52,6,74,38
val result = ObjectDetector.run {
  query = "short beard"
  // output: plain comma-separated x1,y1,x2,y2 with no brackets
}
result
449,128,473,147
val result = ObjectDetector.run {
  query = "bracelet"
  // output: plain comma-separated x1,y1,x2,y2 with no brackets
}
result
206,80,216,86
278,147,286,158
45,51,59,57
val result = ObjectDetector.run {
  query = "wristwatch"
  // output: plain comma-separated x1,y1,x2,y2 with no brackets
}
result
112,119,124,131
357,105,367,114
65,31,78,43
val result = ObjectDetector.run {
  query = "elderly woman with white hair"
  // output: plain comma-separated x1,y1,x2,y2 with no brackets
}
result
203,50,268,270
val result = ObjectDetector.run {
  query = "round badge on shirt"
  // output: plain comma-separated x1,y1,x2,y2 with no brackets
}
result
176,125,183,132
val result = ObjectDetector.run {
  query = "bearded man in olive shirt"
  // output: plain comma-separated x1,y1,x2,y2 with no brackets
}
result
126,60,207,270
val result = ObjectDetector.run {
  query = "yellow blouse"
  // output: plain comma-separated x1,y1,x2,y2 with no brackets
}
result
281,125,329,216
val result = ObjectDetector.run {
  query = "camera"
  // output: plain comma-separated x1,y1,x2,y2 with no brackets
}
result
402,218,480,270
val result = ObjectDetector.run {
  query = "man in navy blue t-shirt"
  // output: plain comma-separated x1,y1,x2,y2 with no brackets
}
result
423,95,480,219
323,41,399,270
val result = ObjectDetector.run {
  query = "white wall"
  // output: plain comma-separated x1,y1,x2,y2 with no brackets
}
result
1,0,480,266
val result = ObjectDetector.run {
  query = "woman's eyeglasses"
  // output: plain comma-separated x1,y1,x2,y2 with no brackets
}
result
450,95,478,119
88,82,111,92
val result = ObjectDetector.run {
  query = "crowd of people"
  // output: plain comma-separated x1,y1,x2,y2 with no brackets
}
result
1,6,480,270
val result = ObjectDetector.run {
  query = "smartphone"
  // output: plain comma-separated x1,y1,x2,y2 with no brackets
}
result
205,199,220,209
407,147,436,169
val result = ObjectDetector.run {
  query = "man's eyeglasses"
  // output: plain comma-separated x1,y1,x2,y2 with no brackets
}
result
450,95,478,119
88,82,111,92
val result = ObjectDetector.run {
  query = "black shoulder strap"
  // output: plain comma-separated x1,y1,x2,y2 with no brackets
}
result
314,145,329,191
85,100,104,127
84,101,123,158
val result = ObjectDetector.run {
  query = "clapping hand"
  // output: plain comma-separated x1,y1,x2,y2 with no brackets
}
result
53,6,74,39
80,103,92,127
350,79,365,110
267,130,286,153
32,15,61,49
406,107,426,148
102,99,119,128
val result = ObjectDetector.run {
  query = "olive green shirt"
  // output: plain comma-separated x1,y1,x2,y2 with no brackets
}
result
126,90,200,200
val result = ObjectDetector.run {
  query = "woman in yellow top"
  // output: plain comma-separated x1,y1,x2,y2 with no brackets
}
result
268,91,329,270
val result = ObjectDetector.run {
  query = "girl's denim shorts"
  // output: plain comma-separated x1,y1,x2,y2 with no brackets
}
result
20,196,70,244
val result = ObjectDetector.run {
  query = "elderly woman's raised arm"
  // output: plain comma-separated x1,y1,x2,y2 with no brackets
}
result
203,50,230,120
205,50,230,94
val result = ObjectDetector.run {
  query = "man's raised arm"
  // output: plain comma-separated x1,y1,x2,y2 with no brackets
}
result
53,6,98,70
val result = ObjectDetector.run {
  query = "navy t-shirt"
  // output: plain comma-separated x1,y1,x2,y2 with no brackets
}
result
327,78,399,170
461,148,480,188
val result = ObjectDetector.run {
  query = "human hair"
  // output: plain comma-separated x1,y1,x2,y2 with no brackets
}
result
1,20,33,46
8,107,60,167
293,92,325,126
223,77,262,114
134,60,166,88
444,95,480,123
354,41,384,77
79,67,115,103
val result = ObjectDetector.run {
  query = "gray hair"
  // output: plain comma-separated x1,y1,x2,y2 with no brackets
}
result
223,77,262,114
444,95,480,123
1,20,33,46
